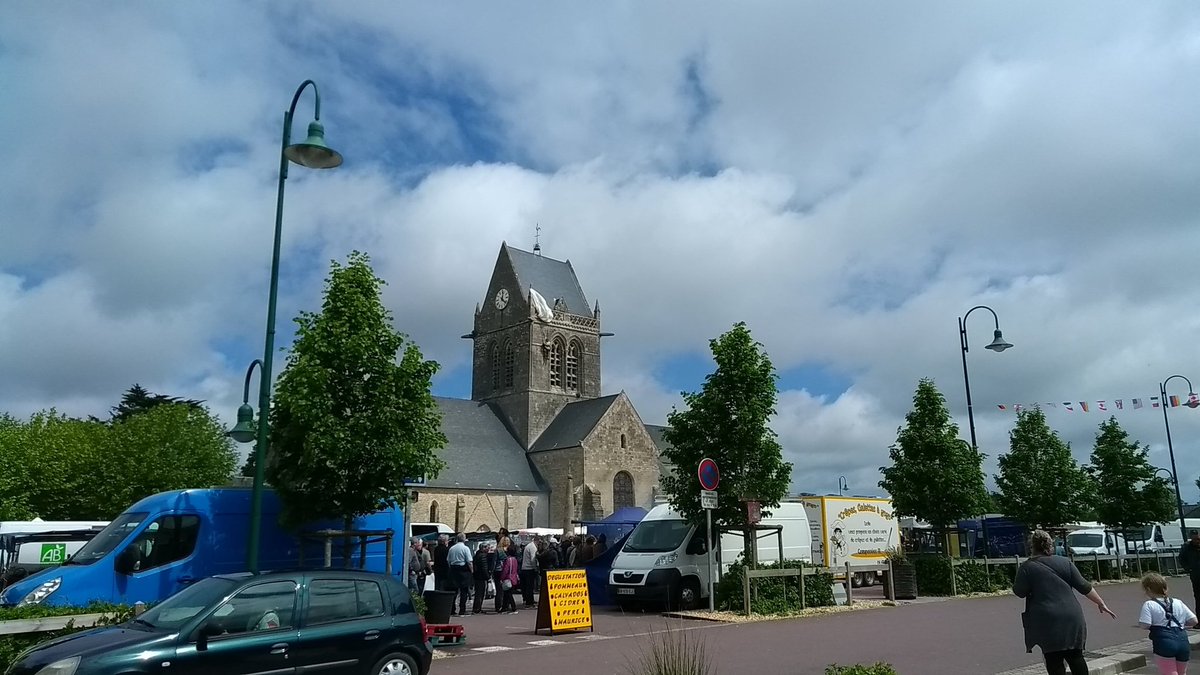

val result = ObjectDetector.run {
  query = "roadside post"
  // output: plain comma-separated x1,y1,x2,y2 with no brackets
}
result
698,458,720,612
401,476,425,589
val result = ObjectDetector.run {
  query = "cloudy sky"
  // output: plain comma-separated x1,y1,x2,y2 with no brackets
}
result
5,2,1200,503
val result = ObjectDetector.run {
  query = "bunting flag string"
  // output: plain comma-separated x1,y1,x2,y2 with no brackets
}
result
995,393,1200,412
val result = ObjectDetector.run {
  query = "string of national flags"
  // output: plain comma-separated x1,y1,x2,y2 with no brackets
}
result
997,394,1200,413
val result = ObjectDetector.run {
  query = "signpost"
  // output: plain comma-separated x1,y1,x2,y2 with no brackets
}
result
698,458,719,611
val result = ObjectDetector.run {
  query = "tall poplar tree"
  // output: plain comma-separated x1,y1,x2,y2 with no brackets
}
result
995,407,1093,530
879,378,990,535
267,251,447,532
660,322,792,563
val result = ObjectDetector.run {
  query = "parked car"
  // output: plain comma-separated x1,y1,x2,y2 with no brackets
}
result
5,569,432,675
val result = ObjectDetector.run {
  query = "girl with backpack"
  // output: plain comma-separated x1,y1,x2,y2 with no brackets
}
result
1139,572,1198,675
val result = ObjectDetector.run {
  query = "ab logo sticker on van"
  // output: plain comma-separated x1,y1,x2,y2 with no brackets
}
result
39,544,67,564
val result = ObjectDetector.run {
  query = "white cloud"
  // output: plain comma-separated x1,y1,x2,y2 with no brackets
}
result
5,1,1200,506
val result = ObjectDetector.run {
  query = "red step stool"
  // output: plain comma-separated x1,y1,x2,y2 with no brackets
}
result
425,623,466,647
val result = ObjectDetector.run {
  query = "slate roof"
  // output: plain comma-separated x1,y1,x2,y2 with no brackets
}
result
644,424,675,477
506,245,591,316
530,394,621,452
427,397,543,492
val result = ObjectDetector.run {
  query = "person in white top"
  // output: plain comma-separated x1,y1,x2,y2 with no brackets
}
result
521,537,540,608
1138,572,1198,675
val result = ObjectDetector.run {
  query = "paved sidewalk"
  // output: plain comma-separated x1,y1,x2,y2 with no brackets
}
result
431,580,1160,674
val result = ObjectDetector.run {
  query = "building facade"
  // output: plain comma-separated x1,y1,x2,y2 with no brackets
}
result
416,243,668,532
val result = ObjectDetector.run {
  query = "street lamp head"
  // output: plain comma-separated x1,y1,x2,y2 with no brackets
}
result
228,403,257,444
284,121,343,169
985,329,1013,352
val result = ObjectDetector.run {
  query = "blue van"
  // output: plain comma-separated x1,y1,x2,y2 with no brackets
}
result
0,488,405,608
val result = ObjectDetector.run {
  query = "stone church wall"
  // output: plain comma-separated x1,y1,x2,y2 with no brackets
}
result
528,446,585,531
584,396,661,512
413,488,547,534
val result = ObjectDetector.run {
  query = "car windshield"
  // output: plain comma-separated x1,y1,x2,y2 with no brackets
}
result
1068,533,1103,548
622,519,692,553
134,577,237,631
66,512,148,565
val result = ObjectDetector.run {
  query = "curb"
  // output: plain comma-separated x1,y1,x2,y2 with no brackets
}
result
1084,652,1146,675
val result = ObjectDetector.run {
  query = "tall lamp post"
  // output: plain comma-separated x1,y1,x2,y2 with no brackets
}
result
838,476,848,497
1159,375,1198,547
958,305,1013,451
227,80,343,574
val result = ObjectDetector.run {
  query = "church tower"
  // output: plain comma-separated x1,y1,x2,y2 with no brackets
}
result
469,243,602,448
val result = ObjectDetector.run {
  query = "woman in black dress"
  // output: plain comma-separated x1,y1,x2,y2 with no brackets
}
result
1014,529,1117,675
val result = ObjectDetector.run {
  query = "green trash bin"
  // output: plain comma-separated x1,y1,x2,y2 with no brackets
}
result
423,590,456,624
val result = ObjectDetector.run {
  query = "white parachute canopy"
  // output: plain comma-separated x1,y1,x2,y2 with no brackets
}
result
529,287,554,322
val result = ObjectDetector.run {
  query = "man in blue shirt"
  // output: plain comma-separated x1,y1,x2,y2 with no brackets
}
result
447,533,473,616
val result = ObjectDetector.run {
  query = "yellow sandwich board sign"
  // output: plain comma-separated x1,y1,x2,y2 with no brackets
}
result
535,569,593,635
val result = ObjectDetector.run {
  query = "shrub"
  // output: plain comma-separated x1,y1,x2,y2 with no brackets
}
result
0,603,136,672
912,555,954,596
412,594,427,618
715,558,834,614
825,663,899,675
627,627,714,675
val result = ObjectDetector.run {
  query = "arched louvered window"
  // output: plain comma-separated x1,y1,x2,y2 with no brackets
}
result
566,341,581,391
430,501,439,523
549,338,565,387
527,502,536,528
503,340,515,387
489,342,501,389
613,471,635,510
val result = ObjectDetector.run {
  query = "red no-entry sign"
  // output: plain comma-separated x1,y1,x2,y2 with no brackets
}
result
698,458,719,491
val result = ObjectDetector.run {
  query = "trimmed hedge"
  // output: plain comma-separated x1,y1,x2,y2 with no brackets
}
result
715,558,835,614
0,603,136,672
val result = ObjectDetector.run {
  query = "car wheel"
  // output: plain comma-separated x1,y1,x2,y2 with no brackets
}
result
678,578,701,611
850,573,863,588
372,652,419,675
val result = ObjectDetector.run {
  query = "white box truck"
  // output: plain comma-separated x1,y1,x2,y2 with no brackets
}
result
800,496,899,588
608,502,811,610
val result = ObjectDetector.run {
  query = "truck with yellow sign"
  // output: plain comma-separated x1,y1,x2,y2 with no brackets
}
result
799,496,898,588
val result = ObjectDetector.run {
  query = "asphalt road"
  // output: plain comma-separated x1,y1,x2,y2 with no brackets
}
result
429,580,1164,675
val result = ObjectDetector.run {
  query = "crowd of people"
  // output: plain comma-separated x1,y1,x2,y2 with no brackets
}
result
405,528,609,616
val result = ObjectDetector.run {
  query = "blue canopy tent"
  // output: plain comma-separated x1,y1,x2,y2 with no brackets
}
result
577,506,647,606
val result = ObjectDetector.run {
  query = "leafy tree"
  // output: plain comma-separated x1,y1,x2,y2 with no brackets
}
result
995,407,1093,530
266,251,447,534
1088,416,1174,537
101,404,238,514
110,384,203,423
660,322,792,564
0,405,235,520
879,378,990,536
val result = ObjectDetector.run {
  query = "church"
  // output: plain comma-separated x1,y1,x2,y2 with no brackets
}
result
415,243,670,533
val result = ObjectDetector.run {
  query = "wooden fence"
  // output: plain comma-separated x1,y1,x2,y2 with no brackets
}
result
741,549,1182,615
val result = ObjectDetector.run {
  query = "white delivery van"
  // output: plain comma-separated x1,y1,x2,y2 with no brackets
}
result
0,521,109,588
1066,528,1125,569
1125,520,1200,553
608,503,811,610
801,496,899,588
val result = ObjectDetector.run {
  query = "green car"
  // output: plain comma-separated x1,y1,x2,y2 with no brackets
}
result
7,569,432,675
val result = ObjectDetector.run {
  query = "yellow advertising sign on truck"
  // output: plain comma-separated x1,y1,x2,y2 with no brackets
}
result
800,496,898,587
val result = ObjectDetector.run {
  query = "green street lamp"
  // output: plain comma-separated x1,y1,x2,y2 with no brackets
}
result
228,360,262,444
230,80,342,574
1159,374,1195,547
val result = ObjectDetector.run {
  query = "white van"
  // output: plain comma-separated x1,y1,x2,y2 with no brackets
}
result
1121,520,1200,553
608,503,811,609
1066,528,1125,568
